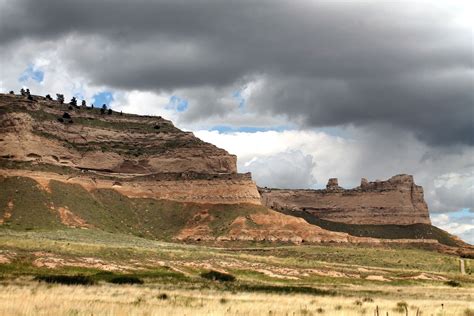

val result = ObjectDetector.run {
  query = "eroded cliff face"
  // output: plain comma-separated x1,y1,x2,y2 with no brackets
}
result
0,93,260,204
259,175,431,225
0,93,468,248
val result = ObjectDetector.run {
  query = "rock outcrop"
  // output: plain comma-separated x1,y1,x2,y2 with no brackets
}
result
0,93,260,204
3,92,465,247
259,175,431,225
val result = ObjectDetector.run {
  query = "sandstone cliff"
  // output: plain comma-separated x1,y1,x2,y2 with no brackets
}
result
259,175,431,225
1,92,465,248
0,93,260,204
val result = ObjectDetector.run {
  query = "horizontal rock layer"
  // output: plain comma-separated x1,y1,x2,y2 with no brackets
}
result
259,174,431,225
0,93,260,204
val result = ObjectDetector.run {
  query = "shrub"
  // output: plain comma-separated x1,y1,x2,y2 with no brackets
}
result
237,284,335,296
316,307,324,313
394,301,408,313
219,298,228,304
354,300,363,306
9,90,14,94
464,308,474,316
157,293,168,300
445,280,461,287
299,309,312,316
335,305,342,311
362,297,374,302
62,112,71,119
35,274,95,285
200,270,236,282
56,94,64,104
108,275,144,285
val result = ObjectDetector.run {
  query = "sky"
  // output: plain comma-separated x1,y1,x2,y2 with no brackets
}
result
0,0,472,243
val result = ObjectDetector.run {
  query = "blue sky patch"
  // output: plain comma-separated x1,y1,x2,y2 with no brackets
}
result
18,64,44,83
232,88,246,109
210,125,290,133
448,208,472,219
92,91,114,107
167,95,188,112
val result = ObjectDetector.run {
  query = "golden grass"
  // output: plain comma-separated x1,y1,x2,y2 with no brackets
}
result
0,282,472,316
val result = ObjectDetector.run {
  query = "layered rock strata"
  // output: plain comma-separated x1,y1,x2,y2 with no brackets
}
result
0,93,260,204
259,175,431,225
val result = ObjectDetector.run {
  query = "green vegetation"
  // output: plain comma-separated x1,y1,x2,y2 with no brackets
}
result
0,96,179,133
0,176,62,230
231,284,335,296
35,274,96,285
278,208,460,246
201,270,236,282
0,176,268,241
445,279,461,287
108,275,144,285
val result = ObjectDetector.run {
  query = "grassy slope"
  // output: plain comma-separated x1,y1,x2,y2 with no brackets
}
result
0,229,472,289
0,176,267,240
0,175,463,247
0,96,177,133
276,209,460,247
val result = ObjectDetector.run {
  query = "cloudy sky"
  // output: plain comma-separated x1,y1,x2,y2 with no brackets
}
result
0,0,472,243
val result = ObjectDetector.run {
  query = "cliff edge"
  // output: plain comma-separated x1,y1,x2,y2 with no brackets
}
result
259,175,431,225
0,93,260,204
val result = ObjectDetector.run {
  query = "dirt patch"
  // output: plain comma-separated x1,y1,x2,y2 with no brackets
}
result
307,268,354,278
175,210,215,241
223,210,349,243
365,275,391,281
32,252,136,271
0,251,16,264
56,206,91,228
408,273,447,281
34,176,52,193
0,199,14,224
256,269,299,280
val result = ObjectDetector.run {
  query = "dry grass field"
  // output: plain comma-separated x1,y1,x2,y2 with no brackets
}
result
0,282,472,316
0,229,473,315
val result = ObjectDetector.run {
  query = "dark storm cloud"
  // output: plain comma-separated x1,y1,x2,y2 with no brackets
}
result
1,0,472,145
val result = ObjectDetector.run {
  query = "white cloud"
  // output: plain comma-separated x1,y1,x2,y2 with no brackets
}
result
432,212,474,244
244,150,316,189
195,128,474,213
195,129,357,188
110,90,176,120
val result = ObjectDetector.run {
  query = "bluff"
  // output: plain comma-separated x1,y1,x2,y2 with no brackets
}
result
0,93,260,204
0,92,467,249
259,175,431,225
0,92,359,244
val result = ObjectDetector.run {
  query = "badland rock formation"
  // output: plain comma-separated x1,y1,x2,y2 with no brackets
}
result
0,92,469,250
259,175,431,225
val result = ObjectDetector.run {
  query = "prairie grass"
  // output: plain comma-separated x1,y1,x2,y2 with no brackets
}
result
0,228,473,315
0,282,472,316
